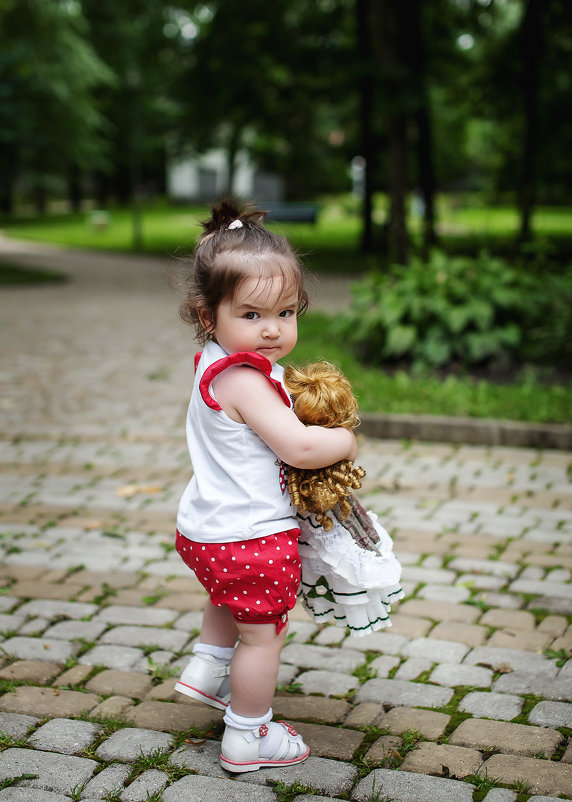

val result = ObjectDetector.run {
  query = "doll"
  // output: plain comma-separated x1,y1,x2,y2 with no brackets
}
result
284,362,403,637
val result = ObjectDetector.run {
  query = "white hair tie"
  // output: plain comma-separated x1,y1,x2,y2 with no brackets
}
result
228,219,243,230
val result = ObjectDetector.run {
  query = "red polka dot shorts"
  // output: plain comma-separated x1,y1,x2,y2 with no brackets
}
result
176,528,301,633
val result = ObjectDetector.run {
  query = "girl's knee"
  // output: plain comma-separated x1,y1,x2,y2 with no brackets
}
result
236,620,287,649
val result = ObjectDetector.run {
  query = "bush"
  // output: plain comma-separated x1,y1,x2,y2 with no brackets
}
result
338,251,572,372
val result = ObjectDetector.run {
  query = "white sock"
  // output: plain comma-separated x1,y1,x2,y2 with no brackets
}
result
223,706,289,759
193,642,235,662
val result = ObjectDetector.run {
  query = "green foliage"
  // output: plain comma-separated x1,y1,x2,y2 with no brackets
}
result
338,251,572,371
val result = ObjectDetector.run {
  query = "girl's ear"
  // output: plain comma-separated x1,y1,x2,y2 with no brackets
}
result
198,307,215,334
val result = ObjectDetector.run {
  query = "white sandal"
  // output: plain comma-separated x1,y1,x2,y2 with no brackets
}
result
174,652,231,711
220,720,310,773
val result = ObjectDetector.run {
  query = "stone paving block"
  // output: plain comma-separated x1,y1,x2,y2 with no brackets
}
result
356,678,453,709
493,673,572,702
296,669,359,697
528,700,572,729
169,740,229,781
287,621,321,643
0,711,39,739
9,581,85,601
236,755,358,796
43,620,108,642
480,609,537,630
172,610,204,632
459,691,523,721
368,654,401,677
430,663,493,688
93,605,178,626
394,658,433,681
85,669,153,699
16,600,97,620
463,646,559,677
0,687,99,718
80,763,132,799
95,727,173,762
78,645,145,671
28,718,100,755
429,621,488,647
127,700,223,732
0,748,97,795
1,637,77,664
54,664,93,687
313,626,346,646
401,567,457,585
389,615,433,638
400,741,483,778
281,643,364,674
0,660,62,684
378,707,450,739
510,579,572,599
353,768,476,802
457,574,508,591
538,615,569,636
90,696,135,718
479,754,572,798
0,613,27,632
482,591,523,610
341,630,409,655
121,769,168,802
403,637,470,664
481,792,517,802
343,703,384,728
487,629,554,652
163,774,277,801
294,722,364,760
0,789,71,801
364,734,403,764
449,719,563,757
272,694,350,726
398,599,481,623
100,625,189,651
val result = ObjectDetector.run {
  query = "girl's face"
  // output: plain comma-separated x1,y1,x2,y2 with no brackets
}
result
203,272,299,364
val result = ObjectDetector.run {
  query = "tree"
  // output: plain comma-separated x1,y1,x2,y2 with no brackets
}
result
0,0,111,213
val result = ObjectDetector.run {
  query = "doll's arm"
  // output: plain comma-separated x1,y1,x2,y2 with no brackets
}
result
215,366,357,468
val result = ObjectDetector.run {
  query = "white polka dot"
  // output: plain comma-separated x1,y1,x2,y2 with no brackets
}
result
243,590,247,594
276,546,280,551
265,590,270,594
288,541,292,545
221,545,226,550
269,560,273,565
282,567,286,572
245,607,249,611
278,598,282,603
245,565,250,569
286,555,290,560
274,581,279,585
234,596,238,600
241,545,246,549
254,552,259,556
231,556,236,561
223,568,228,573
261,540,266,544
211,557,215,562
256,600,261,604
202,546,206,550
260,573,264,577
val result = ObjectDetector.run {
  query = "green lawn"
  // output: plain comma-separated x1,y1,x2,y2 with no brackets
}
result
292,313,572,425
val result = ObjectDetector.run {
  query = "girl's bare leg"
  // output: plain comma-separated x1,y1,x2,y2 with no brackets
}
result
229,620,287,717
200,600,239,648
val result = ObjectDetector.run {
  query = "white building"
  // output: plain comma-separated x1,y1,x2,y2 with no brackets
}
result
167,148,284,204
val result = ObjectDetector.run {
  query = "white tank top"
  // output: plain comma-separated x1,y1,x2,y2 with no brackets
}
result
177,340,297,543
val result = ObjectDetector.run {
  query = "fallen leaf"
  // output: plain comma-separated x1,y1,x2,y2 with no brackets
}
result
116,484,163,498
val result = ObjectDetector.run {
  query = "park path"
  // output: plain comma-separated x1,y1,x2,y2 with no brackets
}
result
0,235,570,800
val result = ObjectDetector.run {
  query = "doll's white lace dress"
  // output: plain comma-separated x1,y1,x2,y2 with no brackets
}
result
296,495,403,637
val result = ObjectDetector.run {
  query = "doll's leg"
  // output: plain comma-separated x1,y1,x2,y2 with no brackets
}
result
220,620,309,773
174,601,238,709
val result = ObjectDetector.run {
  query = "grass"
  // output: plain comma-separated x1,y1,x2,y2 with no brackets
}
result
291,312,572,424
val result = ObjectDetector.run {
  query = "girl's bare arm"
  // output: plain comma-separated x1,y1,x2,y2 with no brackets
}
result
214,367,357,469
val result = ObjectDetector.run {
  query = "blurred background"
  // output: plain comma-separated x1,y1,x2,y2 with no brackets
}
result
1,0,571,423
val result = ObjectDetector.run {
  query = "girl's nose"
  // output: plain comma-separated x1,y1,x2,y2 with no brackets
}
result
263,320,280,337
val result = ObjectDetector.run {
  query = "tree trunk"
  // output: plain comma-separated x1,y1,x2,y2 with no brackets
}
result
68,164,82,214
356,0,375,254
226,125,243,197
371,0,409,264
518,0,544,243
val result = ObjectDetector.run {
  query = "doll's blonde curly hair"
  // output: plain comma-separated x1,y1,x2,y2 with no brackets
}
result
284,362,366,531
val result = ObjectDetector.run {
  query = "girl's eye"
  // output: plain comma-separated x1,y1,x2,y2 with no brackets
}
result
243,311,259,320
280,309,295,318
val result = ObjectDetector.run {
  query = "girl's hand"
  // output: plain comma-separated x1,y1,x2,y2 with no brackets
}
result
214,366,358,469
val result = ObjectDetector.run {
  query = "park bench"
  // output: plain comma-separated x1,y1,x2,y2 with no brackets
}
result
265,203,319,224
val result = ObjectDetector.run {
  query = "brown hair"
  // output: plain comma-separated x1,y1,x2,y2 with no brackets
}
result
179,198,309,344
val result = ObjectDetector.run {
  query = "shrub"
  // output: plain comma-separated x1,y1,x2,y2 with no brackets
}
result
338,251,572,371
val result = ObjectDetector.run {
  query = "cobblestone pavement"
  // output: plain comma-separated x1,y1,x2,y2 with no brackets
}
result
0,238,571,801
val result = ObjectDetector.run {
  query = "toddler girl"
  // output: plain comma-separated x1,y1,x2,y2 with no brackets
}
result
174,199,357,773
